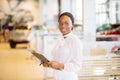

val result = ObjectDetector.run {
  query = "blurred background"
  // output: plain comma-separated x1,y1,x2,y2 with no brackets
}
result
0,0,120,80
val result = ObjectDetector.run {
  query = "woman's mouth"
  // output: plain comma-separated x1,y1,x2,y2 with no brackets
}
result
61,29,66,32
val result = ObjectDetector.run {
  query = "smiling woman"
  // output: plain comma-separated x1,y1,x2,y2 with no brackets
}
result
43,12,83,80
58,12,74,35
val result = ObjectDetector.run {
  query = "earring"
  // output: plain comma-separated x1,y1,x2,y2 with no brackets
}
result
71,27,73,30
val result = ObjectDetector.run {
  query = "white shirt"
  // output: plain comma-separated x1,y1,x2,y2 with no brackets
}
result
52,32,83,80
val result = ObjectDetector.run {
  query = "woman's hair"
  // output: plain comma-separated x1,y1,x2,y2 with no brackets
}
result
58,12,74,25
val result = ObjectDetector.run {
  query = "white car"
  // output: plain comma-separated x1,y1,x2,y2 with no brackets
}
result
9,26,32,48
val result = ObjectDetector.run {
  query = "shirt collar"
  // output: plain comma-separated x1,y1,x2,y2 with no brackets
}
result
63,32,72,39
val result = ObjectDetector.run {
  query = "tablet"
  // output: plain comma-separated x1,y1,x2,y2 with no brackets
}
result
28,49,49,65
28,49,61,70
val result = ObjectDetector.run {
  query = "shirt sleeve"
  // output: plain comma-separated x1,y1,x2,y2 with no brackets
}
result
63,37,83,72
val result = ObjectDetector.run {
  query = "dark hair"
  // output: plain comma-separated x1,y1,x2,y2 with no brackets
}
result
58,12,74,25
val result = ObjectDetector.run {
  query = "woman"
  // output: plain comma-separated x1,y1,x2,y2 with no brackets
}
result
43,12,83,80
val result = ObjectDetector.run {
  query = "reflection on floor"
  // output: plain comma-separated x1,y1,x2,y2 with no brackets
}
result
0,43,45,80
0,43,120,80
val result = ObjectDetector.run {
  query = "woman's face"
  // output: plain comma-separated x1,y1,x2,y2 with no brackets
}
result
58,15,73,35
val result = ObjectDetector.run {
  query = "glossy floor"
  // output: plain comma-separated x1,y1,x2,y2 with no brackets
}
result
0,43,45,80
0,42,120,80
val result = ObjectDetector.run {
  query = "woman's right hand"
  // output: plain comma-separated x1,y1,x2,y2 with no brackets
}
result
42,63,49,67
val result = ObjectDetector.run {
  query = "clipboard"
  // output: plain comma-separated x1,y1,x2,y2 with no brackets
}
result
28,49,49,65
28,49,61,70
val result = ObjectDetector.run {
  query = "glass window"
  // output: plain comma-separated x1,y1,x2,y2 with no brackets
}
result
96,0,120,41
61,0,83,31
40,0,83,32
96,0,120,26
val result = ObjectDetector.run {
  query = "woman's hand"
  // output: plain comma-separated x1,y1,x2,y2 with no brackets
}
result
47,61,64,69
42,63,49,67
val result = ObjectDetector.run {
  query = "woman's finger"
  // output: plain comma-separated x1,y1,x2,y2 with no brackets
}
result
43,63,49,67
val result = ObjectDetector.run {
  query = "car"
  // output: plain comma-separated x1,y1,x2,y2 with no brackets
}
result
9,26,32,48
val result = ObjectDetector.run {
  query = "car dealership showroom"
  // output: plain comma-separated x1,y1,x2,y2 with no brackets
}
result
0,0,120,80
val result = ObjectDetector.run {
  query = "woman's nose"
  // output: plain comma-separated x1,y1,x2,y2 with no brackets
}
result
60,23,66,28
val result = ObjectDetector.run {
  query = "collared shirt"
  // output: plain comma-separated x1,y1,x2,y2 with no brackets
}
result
52,32,83,80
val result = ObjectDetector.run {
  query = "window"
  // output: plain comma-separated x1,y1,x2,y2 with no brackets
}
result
96,0,120,41
61,0,83,31
40,0,83,32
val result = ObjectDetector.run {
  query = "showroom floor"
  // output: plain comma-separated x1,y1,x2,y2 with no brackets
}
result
0,42,120,80
0,43,45,80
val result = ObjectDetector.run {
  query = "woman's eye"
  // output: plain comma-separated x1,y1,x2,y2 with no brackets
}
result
65,22,69,25
59,23,62,26
59,22,69,26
